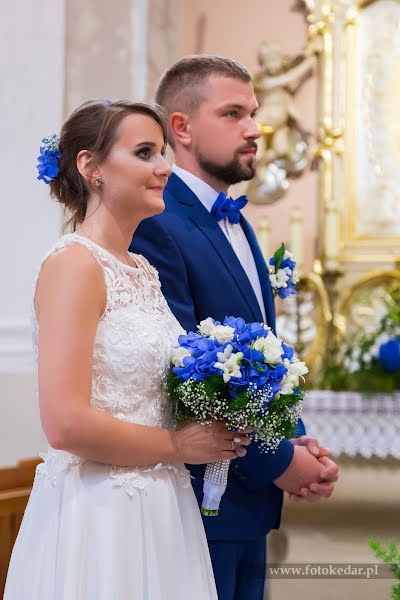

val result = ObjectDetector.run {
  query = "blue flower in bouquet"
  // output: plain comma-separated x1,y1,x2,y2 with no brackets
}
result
378,338,400,373
282,342,295,362
235,362,288,397
194,337,219,356
263,363,288,395
172,337,221,381
173,355,220,382
222,316,245,332
227,365,261,392
177,331,206,350
177,331,221,357
239,321,268,343
191,353,221,381
269,243,299,300
171,354,196,381
239,344,266,367
222,316,266,343
36,133,61,184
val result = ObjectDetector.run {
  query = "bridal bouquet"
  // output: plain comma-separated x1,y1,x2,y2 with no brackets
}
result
167,316,308,516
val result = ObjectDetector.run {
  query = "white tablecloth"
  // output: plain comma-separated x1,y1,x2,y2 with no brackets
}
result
301,390,400,459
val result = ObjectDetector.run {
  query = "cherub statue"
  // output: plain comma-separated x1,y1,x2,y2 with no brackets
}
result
248,37,321,204
292,0,315,14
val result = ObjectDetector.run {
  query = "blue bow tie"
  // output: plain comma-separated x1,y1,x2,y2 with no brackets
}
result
210,192,248,224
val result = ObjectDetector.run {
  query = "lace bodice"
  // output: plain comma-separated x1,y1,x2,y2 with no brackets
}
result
32,233,189,494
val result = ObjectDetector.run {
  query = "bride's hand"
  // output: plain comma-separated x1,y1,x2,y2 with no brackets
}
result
172,422,252,464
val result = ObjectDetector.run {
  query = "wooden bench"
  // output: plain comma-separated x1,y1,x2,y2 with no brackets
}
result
0,458,41,597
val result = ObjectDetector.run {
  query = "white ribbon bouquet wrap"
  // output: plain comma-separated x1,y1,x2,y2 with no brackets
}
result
167,315,307,516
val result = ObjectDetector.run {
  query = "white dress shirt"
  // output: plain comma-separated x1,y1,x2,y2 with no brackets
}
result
172,165,267,323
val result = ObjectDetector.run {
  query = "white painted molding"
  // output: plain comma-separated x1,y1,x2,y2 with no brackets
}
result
0,318,34,373
131,0,149,100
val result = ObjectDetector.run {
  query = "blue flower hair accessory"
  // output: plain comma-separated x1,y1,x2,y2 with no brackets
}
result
36,133,61,184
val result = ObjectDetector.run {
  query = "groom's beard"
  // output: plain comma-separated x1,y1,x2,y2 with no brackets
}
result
196,144,257,186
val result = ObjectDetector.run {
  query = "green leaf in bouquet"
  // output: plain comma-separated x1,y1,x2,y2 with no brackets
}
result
166,368,179,393
268,392,302,410
176,401,196,424
202,375,227,399
273,243,286,271
226,389,250,413
263,392,303,439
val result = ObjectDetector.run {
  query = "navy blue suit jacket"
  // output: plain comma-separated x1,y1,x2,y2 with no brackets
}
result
130,172,299,541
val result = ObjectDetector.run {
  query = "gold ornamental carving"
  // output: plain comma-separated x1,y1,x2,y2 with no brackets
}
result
267,0,400,382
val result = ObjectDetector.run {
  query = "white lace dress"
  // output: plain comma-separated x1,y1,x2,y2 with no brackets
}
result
4,233,217,600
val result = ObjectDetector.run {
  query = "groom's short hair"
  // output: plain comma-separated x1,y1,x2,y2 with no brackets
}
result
155,55,251,146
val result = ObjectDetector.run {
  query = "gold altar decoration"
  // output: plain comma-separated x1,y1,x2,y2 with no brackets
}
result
247,37,320,204
260,0,400,382
305,0,400,271
336,270,400,341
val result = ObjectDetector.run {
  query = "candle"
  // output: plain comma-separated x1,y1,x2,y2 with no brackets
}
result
290,206,304,274
258,217,271,260
324,202,339,271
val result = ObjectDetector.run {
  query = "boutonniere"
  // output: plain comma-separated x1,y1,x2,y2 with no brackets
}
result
269,243,299,299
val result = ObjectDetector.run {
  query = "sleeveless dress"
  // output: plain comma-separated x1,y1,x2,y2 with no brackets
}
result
4,233,217,600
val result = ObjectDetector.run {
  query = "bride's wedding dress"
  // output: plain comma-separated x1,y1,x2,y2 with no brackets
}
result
4,233,217,600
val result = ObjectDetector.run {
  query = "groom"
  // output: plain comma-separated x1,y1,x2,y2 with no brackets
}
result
130,55,338,599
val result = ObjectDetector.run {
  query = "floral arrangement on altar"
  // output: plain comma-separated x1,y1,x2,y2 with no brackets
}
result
319,286,400,393
167,315,307,515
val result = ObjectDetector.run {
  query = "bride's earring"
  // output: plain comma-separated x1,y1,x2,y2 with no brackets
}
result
94,176,104,187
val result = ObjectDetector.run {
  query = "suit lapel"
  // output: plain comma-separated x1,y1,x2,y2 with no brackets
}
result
240,216,276,332
166,173,263,322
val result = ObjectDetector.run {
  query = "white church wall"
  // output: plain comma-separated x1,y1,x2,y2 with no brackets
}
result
0,0,65,466
0,0,177,467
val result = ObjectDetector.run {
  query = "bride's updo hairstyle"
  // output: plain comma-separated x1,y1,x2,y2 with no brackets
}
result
49,99,167,231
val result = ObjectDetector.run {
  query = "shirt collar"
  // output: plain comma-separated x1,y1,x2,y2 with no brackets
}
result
172,164,220,213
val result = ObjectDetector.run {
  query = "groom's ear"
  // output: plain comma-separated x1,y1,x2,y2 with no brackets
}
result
170,112,192,147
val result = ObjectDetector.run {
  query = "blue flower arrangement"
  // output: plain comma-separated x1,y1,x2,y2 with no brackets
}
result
36,133,61,184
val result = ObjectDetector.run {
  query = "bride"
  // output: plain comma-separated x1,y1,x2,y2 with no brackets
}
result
4,99,250,600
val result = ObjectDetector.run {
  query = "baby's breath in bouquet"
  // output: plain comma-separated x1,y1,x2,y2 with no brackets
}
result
167,316,308,516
